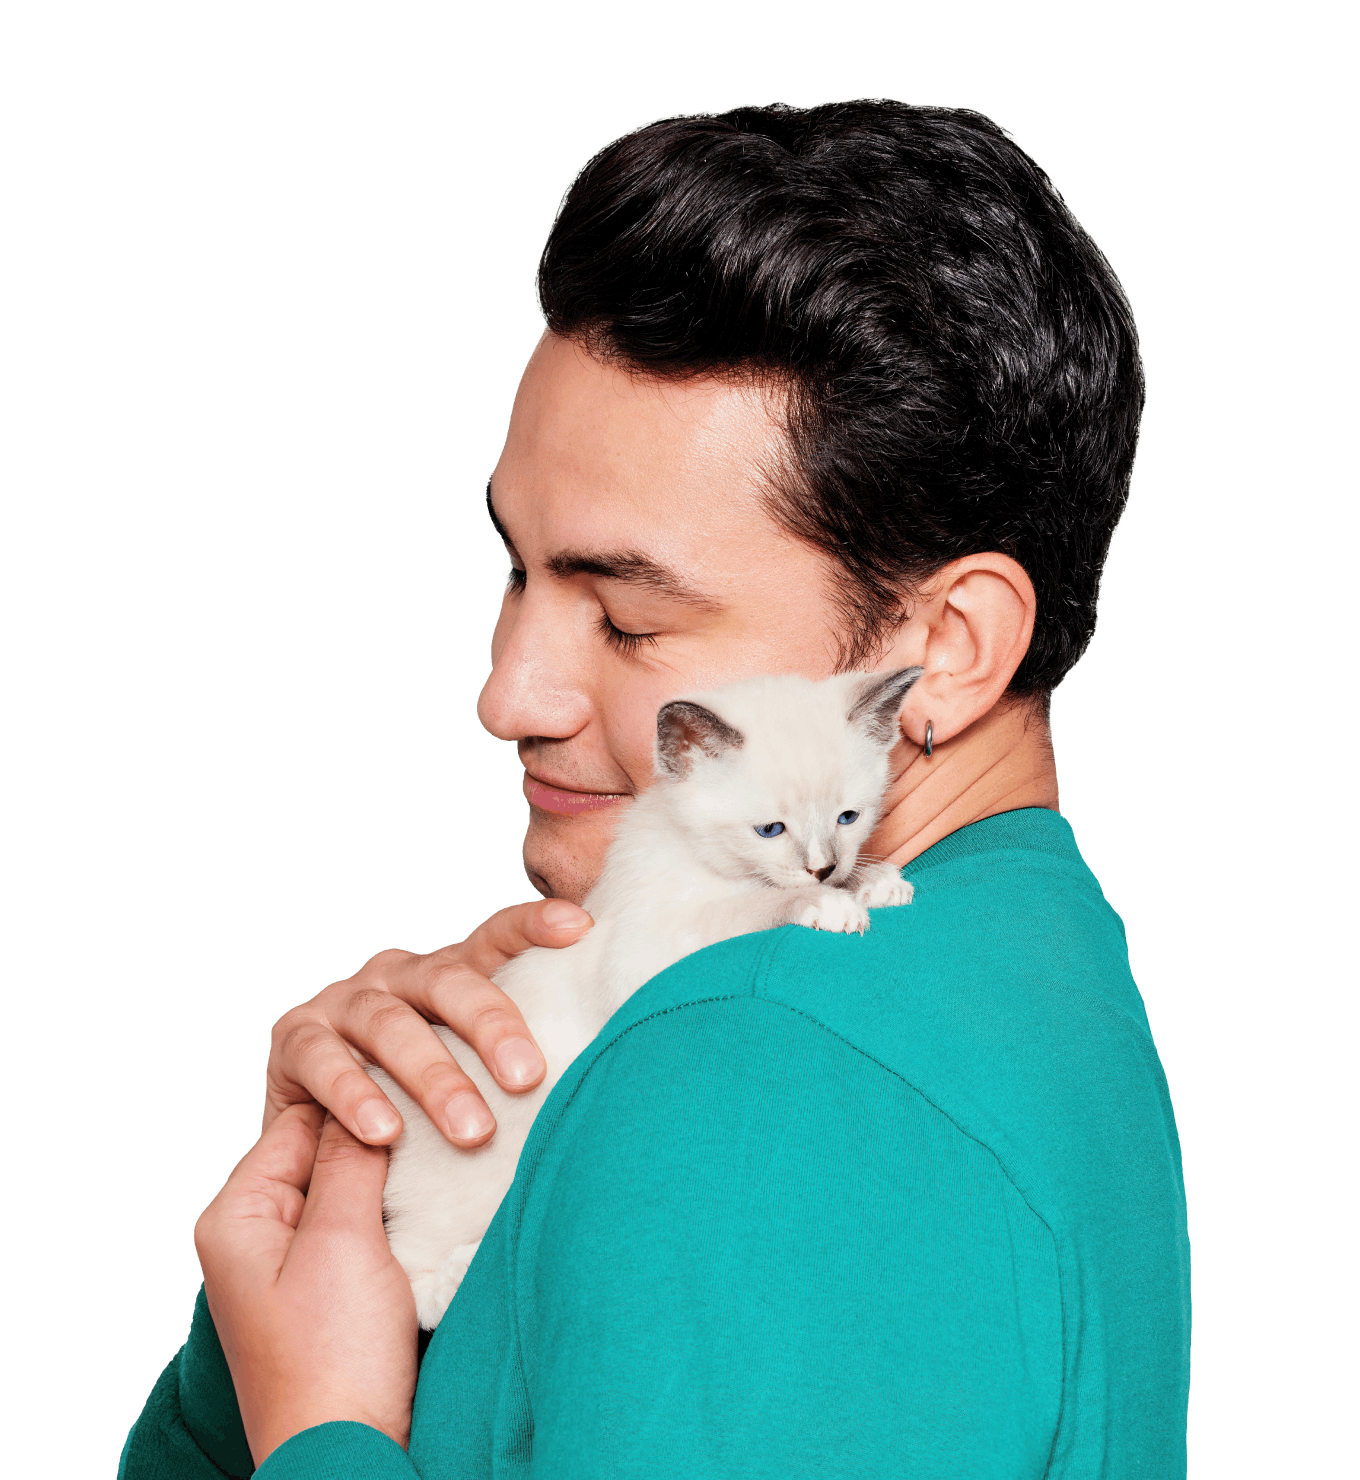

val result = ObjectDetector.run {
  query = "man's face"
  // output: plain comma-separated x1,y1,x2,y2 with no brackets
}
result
478,333,847,904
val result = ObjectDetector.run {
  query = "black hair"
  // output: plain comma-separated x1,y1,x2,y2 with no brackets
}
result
537,101,1143,697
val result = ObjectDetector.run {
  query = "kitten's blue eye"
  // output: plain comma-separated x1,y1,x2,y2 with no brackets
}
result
754,822,785,838
837,810,860,825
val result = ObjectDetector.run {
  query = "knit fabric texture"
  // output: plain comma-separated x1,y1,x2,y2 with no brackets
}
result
120,809,1190,1479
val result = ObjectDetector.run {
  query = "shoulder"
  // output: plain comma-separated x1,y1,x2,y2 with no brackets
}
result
500,984,1064,1470
511,976,1057,1294
534,828,1182,1239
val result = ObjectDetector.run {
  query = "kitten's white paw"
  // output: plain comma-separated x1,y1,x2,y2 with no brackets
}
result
797,891,871,935
857,865,914,910
410,1239,483,1331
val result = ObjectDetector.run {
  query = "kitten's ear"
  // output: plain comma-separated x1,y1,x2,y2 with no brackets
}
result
656,701,745,780
847,666,925,745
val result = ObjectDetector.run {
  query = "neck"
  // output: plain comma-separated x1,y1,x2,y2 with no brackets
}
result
870,697,1060,869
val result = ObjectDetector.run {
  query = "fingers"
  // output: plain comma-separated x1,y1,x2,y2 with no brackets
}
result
328,986,500,1146
197,1104,326,1275
406,898,592,1099
403,953,547,1095
268,1008,411,1146
291,1113,391,1245
247,1101,327,1191
262,899,593,1154
457,899,593,978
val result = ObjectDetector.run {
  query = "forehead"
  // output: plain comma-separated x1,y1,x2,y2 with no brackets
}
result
491,334,794,561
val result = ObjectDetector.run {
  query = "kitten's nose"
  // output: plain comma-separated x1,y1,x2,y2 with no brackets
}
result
809,863,835,882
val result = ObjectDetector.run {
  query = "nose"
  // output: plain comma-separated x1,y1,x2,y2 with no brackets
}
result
476,588,591,743
808,863,835,882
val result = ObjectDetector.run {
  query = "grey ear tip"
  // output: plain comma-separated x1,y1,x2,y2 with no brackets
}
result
655,699,745,770
846,664,925,732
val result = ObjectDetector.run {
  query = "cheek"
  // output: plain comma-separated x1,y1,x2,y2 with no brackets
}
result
599,674,689,790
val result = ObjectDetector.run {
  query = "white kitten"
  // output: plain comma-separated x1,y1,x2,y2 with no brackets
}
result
371,667,921,1328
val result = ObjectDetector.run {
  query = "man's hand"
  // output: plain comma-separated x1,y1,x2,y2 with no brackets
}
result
196,1105,417,1466
266,899,592,1149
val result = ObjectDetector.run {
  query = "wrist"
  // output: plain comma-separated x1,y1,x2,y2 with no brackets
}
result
248,1397,410,1468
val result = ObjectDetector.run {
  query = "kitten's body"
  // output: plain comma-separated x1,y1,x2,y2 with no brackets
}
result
373,668,920,1328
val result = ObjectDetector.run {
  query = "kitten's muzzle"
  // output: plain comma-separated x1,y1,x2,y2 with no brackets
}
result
808,863,835,882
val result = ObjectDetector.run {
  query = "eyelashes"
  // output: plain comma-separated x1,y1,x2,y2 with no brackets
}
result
596,612,658,656
505,567,657,657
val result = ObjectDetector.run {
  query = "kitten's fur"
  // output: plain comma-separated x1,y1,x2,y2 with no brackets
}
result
371,667,921,1328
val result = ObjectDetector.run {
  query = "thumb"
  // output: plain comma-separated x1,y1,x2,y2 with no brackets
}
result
290,1112,391,1246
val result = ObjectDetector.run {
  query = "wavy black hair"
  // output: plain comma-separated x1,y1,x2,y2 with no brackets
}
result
538,101,1144,697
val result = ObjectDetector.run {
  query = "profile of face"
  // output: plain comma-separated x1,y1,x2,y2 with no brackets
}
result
476,103,1133,904
477,333,852,904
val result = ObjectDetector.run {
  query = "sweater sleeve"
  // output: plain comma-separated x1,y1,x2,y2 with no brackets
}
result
119,1287,255,1478
119,1287,421,1479
501,995,1066,1479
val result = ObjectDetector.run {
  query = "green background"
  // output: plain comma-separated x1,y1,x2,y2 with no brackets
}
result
2,2,1349,1468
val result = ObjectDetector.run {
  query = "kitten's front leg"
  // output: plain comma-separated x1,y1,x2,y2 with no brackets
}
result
854,860,914,910
794,888,871,935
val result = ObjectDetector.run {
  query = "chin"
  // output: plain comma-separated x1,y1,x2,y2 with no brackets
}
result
522,807,619,906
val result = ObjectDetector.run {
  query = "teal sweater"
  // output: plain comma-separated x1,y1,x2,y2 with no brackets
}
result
121,809,1190,1478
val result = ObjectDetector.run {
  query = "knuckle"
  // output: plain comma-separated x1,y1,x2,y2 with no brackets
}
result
361,946,415,976
193,1209,219,1258
314,1135,371,1174
465,999,520,1035
356,994,419,1039
422,957,484,999
424,938,471,966
282,1023,340,1067
270,1004,310,1044
415,1055,466,1098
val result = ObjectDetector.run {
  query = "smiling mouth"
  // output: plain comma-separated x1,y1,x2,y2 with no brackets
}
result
523,773,630,816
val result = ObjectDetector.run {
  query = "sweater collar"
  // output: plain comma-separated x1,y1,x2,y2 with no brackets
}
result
907,807,1080,873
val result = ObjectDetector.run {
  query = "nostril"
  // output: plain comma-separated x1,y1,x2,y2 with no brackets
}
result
811,863,835,882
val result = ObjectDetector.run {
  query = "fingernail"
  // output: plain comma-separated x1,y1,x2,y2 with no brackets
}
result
541,900,588,931
445,1094,495,1143
494,1037,545,1088
355,1100,401,1142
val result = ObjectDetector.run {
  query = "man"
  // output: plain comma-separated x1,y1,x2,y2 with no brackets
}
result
124,102,1189,1477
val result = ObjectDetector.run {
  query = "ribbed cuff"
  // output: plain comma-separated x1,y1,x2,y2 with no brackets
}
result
255,1421,419,1478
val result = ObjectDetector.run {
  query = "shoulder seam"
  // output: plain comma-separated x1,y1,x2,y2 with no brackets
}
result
759,925,1069,1471
510,977,1062,1267
504,983,1068,1465
756,928,1058,1236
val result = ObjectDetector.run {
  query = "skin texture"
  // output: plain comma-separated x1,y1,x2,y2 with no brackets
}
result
197,1106,418,1463
208,333,1061,1462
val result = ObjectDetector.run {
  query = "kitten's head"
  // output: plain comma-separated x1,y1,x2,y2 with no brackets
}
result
652,668,922,887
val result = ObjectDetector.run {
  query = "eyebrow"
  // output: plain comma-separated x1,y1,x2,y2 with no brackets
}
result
486,482,720,610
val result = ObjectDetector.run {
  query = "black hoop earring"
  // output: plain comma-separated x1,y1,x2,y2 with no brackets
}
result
924,721,934,758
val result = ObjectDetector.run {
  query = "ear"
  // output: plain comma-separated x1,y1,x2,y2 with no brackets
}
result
877,556,1037,751
656,701,745,780
846,666,925,745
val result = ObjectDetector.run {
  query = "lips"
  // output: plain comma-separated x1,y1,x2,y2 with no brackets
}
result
523,773,629,816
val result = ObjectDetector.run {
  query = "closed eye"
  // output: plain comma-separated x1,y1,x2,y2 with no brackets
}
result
503,564,658,655
837,810,860,825
597,612,659,656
